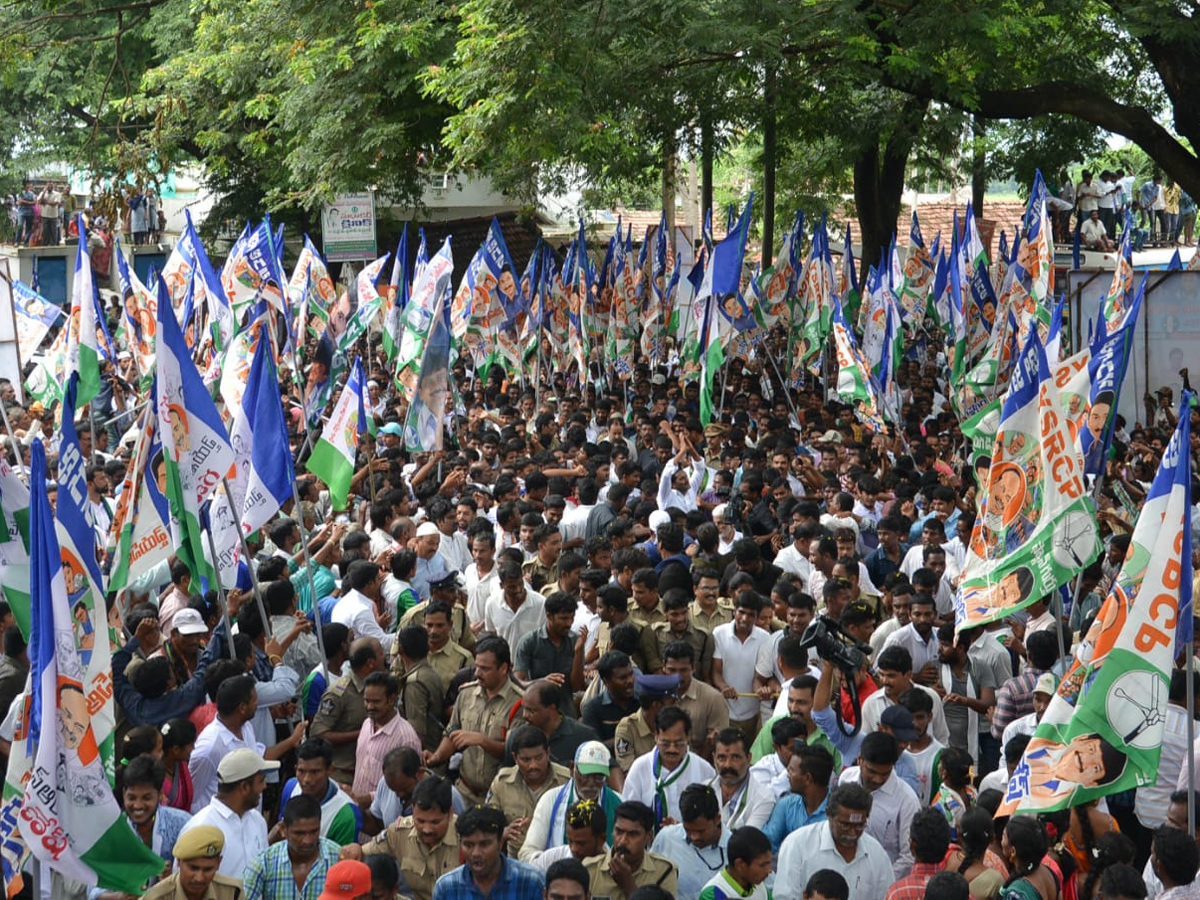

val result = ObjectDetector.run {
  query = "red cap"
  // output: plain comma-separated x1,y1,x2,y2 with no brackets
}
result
318,860,371,900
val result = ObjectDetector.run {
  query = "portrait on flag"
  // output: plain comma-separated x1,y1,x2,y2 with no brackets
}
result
955,330,1101,632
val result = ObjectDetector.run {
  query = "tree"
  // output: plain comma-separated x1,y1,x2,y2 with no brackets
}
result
136,0,455,233
851,0,1200,201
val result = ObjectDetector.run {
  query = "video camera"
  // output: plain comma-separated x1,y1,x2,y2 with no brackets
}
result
796,615,871,673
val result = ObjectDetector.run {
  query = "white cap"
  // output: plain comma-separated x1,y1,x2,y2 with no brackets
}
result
217,748,280,783
416,522,441,538
172,608,208,635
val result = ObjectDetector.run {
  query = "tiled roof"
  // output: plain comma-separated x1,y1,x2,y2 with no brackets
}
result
381,212,546,274
897,201,1029,260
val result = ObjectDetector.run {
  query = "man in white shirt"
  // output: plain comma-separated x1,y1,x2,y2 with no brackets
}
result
776,783,894,900
708,727,774,829
178,748,275,879
1082,209,1115,252
860,644,950,745
838,732,921,879
774,522,816,584
658,446,706,513
649,783,730,900
882,594,939,676
429,498,471,573
484,559,546,648
711,504,744,557
464,531,499,625
712,594,774,732
331,560,395,653
622,706,716,827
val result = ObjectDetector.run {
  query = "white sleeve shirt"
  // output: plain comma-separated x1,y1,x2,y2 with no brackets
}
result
776,820,894,900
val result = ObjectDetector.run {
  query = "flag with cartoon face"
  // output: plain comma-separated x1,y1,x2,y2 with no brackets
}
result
6,438,164,893
1002,394,1192,815
955,329,1101,632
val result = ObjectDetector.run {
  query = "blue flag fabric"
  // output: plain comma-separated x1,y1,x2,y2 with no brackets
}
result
240,333,294,535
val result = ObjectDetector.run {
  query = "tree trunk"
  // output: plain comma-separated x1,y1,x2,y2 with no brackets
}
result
701,114,714,227
662,134,677,241
762,65,777,269
972,116,986,214
854,99,927,283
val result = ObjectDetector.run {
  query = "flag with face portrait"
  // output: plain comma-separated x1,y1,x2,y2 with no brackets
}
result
290,236,339,348
154,273,236,590
113,244,157,375
831,297,889,432
405,295,452,454
897,211,935,327
1076,276,1144,477
1002,395,1192,815
1101,211,1135,330
336,253,390,355
395,238,454,402
106,406,171,610
12,280,62,361
955,329,1101,633
450,219,515,378
6,438,164,894
789,216,834,385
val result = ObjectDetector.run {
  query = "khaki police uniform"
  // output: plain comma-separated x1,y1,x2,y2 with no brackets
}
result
485,761,570,854
144,826,243,900
399,601,476,652
360,816,459,900
399,658,446,753
628,605,666,630
309,671,368,784
612,711,655,772
584,849,677,900
446,678,524,805
689,599,734,632
675,677,731,755
646,622,714,679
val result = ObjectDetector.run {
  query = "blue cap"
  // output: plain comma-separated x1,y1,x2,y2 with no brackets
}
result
634,673,680,701
380,422,403,436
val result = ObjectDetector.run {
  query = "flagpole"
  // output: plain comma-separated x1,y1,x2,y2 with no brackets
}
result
269,291,330,684
288,479,328,685
0,402,27,486
202,524,239,662
1187,648,1196,837
221,477,272,630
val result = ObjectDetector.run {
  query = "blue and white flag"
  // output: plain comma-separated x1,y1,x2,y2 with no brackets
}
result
12,280,62,361
237,333,294,536
12,436,164,891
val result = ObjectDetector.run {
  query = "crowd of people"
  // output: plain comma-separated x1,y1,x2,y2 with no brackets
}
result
0,242,1198,900
1051,168,1198,252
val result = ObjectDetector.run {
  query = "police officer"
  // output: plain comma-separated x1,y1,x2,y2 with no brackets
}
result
310,637,384,785
423,636,523,805
341,776,459,900
486,727,570,855
583,801,676,900
143,826,243,900
612,675,679,779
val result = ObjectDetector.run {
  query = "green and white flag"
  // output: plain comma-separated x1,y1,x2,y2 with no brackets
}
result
1001,395,1193,815
955,329,1101,633
395,238,454,402
307,358,370,511
0,456,30,638
155,274,235,590
64,214,102,406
